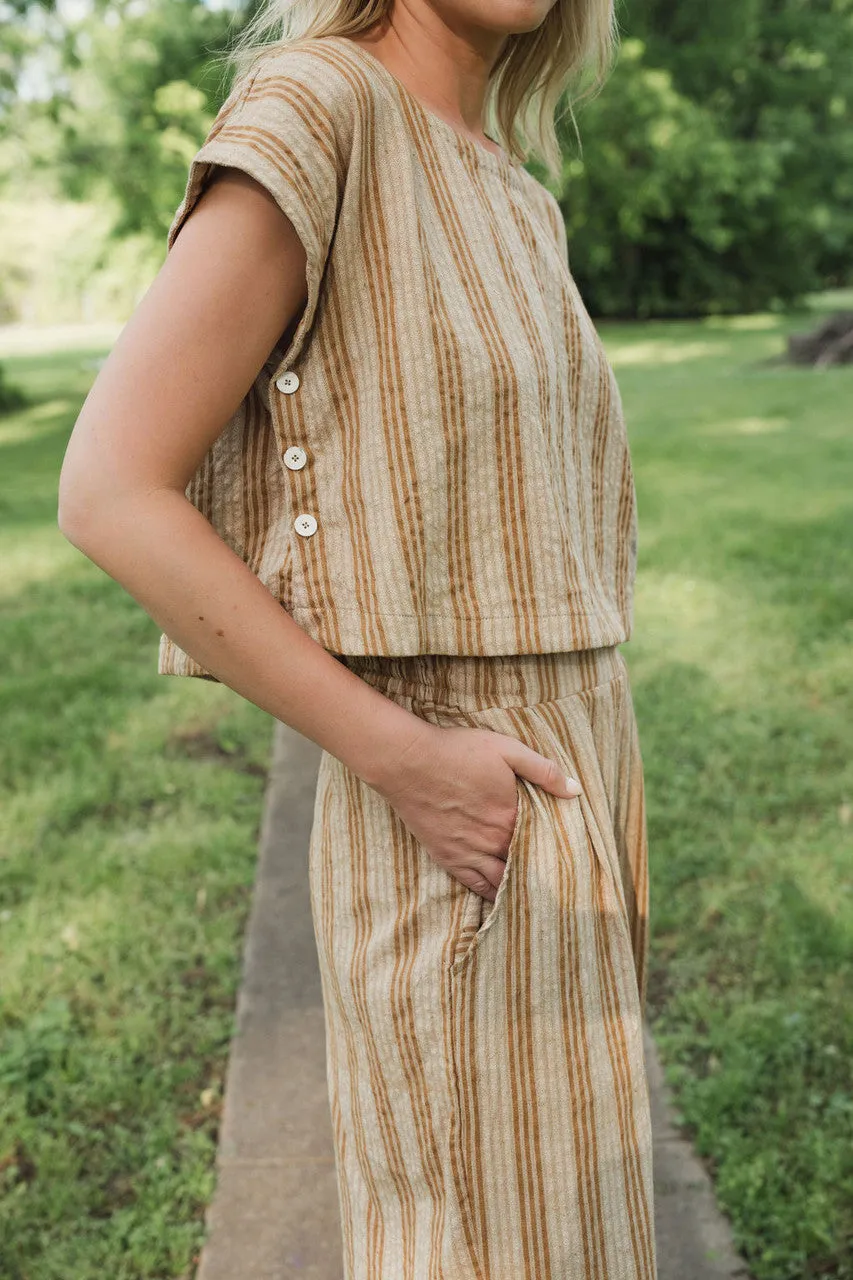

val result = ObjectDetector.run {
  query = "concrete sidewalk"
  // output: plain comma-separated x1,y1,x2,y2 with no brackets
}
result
197,722,752,1280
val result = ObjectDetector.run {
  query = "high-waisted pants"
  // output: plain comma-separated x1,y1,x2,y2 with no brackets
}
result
307,645,656,1280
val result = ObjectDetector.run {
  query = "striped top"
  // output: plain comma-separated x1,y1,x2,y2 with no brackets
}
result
158,33,638,679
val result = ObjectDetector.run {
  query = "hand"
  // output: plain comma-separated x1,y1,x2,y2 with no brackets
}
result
371,719,582,902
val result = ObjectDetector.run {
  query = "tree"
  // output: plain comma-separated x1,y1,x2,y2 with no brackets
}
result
1,0,239,237
552,0,853,315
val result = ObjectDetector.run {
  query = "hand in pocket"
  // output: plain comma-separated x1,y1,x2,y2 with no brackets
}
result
371,720,582,901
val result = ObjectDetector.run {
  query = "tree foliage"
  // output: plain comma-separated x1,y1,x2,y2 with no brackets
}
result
2,0,237,237
57,0,234,238
555,0,853,315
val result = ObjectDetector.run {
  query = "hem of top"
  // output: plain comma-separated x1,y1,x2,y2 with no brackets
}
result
287,602,632,626
156,605,633,680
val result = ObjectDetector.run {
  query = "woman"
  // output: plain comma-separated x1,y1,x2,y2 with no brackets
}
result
58,1,656,1276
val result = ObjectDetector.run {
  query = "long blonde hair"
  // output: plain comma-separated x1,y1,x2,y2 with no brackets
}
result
219,1,618,181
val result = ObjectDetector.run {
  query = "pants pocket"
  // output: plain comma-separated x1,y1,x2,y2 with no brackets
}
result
441,765,656,1279
446,775,528,979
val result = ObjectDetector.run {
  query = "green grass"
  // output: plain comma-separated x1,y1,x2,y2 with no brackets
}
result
606,297,853,1279
0,331,274,1278
1,301,852,1279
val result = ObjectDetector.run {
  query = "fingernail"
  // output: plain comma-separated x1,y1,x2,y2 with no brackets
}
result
565,775,582,795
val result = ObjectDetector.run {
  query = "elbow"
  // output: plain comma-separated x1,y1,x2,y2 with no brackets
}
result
57,509,92,554
57,467,108,553
57,471,86,548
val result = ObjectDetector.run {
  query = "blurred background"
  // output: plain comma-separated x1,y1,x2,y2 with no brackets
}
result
1,2,851,1278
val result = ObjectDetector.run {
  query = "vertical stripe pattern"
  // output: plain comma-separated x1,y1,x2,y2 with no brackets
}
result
309,644,656,1278
157,33,638,678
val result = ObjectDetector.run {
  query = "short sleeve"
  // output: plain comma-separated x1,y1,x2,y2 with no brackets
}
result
167,43,354,369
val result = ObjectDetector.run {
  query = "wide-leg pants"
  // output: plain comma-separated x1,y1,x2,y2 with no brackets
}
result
308,645,656,1279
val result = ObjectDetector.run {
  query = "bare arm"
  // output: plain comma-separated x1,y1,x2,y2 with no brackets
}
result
58,170,578,899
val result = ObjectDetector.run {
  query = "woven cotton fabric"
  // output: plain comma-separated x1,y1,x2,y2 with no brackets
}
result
311,644,655,1279
157,34,639,677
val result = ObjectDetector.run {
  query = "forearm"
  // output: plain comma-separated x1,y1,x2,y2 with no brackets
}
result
61,488,428,790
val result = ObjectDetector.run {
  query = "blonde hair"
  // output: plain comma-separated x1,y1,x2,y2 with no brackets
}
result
217,1,618,181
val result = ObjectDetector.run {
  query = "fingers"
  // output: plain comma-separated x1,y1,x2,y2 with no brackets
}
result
454,855,508,903
493,734,582,798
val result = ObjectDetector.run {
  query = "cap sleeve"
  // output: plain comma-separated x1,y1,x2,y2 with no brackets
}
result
167,44,353,369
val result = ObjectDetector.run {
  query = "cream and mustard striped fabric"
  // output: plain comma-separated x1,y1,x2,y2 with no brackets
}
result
157,33,639,678
312,644,655,1278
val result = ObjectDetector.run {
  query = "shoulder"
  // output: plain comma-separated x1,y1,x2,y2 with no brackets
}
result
516,169,566,247
228,38,372,143
519,171,563,233
172,38,370,259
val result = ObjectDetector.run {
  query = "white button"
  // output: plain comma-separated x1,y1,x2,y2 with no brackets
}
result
294,513,317,537
283,446,307,471
275,370,300,394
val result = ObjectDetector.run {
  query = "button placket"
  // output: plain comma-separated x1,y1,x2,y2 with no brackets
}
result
275,368,318,539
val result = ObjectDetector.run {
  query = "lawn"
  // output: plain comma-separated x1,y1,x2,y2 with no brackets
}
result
1,301,851,1279
0,326,274,1278
615,296,853,1279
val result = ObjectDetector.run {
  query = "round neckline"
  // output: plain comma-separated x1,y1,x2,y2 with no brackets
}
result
327,34,527,184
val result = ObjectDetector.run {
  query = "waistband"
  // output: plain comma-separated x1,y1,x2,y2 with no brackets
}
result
337,646,626,713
